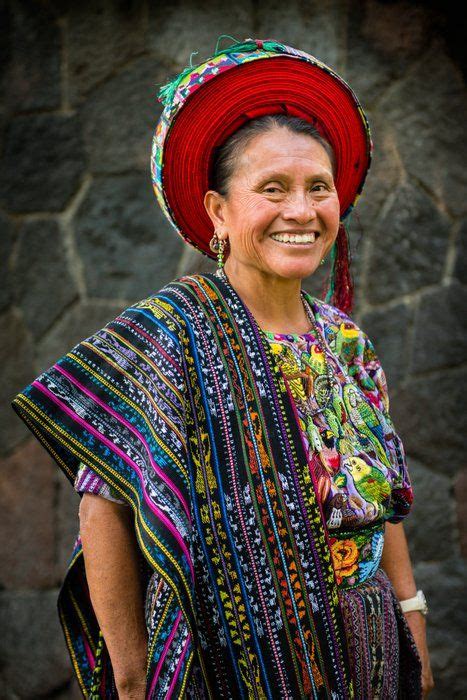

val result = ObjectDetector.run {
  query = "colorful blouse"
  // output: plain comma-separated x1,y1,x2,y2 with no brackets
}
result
76,306,414,591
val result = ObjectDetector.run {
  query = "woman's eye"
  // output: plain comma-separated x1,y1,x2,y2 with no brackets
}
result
264,184,327,194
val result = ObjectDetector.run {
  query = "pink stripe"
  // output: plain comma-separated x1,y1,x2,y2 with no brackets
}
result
33,378,194,581
117,317,184,376
82,634,95,671
148,609,182,697
166,630,191,698
57,364,190,524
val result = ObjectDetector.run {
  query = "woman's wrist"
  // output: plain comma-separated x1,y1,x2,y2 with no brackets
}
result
403,609,426,622
399,589,428,616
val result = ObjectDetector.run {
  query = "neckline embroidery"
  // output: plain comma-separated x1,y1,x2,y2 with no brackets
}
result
262,328,316,341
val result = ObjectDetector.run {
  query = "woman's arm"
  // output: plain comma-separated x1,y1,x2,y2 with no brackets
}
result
381,521,435,697
79,493,149,698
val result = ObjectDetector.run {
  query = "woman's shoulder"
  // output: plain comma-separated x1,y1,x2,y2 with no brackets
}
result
310,295,355,324
307,295,374,371
310,296,365,339
132,273,209,307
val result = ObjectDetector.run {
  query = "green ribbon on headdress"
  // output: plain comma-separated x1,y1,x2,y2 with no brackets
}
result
155,34,287,107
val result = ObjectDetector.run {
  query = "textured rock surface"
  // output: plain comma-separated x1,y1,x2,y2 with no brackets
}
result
13,218,78,341
413,559,467,697
0,113,86,213
3,2,465,697
0,211,14,313
360,301,412,388
404,458,455,562
0,440,57,589
394,370,466,478
0,590,73,697
74,173,182,299
367,181,450,303
410,282,467,372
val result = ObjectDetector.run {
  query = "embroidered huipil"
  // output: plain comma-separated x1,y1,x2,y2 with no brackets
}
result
11,272,423,698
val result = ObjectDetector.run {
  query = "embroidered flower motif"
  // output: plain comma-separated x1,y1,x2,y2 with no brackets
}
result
329,537,359,585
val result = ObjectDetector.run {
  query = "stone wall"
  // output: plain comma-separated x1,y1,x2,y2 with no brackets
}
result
1,1,466,697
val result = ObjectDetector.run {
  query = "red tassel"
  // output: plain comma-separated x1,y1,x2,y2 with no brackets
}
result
329,223,354,315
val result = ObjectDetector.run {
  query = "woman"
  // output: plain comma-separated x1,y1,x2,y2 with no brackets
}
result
11,37,434,699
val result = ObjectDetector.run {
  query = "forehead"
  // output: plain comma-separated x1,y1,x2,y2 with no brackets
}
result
235,128,333,179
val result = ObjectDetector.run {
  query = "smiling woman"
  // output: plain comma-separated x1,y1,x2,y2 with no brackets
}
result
203,120,341,334
11,36,432,699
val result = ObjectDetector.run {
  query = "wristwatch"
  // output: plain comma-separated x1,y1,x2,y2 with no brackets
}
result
399,589,428,616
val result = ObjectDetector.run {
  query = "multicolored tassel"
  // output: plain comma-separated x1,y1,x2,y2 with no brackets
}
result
324,223,354,315
155,35,288,107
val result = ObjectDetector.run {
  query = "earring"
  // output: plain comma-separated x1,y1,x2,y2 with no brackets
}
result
320,258,325,265
209,230,227,269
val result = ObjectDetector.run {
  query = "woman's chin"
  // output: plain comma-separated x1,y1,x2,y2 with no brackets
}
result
265,255,323,280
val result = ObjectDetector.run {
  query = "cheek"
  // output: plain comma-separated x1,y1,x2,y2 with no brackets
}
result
229,199,276,245
320,194,341,220
228,218,276,264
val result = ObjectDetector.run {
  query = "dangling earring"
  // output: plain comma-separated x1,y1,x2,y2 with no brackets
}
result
209,230,227,269
320,258,325,266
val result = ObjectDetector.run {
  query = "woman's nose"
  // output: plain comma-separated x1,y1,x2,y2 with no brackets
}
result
281,192,318,223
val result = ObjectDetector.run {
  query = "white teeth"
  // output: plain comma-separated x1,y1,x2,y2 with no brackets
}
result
271,232,317,244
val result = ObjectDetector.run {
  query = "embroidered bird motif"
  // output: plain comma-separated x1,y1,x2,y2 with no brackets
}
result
342,384,390,467
345,456,391,515
334,321,360,362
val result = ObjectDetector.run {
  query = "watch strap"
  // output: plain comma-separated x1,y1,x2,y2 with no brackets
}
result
399,589,428,615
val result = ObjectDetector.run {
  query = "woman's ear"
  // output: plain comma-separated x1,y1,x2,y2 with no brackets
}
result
204,189,228,231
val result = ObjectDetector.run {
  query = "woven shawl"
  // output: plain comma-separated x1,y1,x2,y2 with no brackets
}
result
11,271,355,699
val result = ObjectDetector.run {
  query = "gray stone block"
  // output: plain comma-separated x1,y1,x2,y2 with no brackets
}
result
454,468,467,559
0,589,73,697
377,46,467,219
413,559,467,698
35,299,125,373
0,440,57,589
74,173,184,299
147,1,253,63
0,211,14,313
367,182,449,303
1,0,61,113
80,54,166,175
394,369,467,478
453,220,467,285
360,302,412,388
0,114,85,213
66,0,147,105
404,458,455,562
410,282,467,373
1,310,35,454
345,2,437,107
12,219,78,342
350,114,402,236
255,0,340,68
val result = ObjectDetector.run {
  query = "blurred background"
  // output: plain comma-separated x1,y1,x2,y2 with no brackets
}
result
1,0,466,697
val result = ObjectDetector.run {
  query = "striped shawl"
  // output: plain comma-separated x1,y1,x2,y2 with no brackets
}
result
11,272,356,699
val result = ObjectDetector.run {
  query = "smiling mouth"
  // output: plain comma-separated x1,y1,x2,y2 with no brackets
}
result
270,232,320,245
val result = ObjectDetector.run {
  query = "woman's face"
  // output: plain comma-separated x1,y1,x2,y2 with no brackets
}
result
205,127,341,281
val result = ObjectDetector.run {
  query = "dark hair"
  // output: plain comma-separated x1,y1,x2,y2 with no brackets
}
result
210,114,337,197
